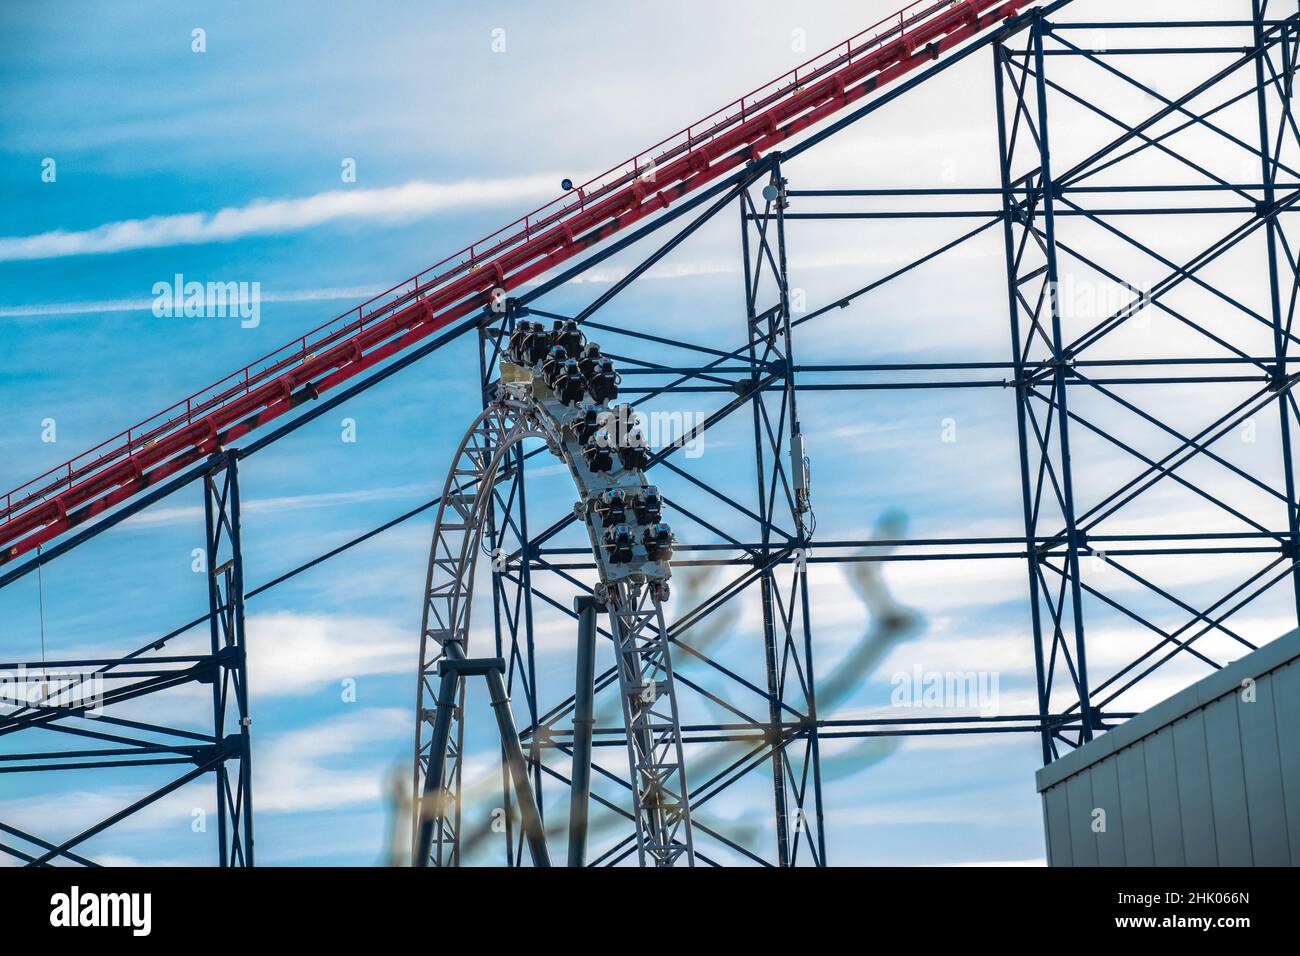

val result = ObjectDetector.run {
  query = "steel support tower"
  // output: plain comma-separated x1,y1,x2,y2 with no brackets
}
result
2,1,1296,865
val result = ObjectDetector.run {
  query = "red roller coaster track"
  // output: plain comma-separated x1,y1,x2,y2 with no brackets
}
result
0,0,1026,566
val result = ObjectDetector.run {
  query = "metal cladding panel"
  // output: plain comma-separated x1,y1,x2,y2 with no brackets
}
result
1113,744,1155,866
1203,696,1253,866
1089,759,1127,867
1237,670,1290,866
1143,729,1186,867
1172,713,1218,866
1043,785,1073,866
1065,772,1099,867
1036,631,1300,867
1275,661,1300,864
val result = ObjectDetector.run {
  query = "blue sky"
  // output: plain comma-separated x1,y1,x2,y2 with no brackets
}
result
1,0,1291,866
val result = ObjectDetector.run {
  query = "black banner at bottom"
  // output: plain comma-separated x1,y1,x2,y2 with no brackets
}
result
2,865,1287,942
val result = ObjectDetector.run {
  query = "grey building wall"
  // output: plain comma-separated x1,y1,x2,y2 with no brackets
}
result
1036,630,1300,866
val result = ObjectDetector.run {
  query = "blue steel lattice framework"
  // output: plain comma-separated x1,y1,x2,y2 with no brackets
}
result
2,1,1297,866
0,451,254,867
989,4,1300,761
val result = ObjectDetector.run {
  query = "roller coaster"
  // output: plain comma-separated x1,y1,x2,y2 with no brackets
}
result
414,321,692,867
4,0,1297,867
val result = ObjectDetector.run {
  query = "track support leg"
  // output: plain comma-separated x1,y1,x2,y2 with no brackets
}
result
414,665,462,867
415,649,552,868
484,666,551,868
203,451,255,867
567,595,598,867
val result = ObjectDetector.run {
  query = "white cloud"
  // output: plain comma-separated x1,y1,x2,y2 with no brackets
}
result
122,482,439,528
0,176,560,261
254,708,408,813
245,611,414,696
0,286,387,318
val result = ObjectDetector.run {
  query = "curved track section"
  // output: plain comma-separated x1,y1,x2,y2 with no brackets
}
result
413,324,693,867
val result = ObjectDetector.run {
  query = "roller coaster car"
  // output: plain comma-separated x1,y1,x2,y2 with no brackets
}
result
577,342,603,379
512,320,544,366
505,323,533,366
603,523,636,563
541,346,568,388
594,488,628,525
642,522,674,561
603,403,637,443
551,318,586,357
634,485,662,523
573,403,601,443
588,359,620,404
617,429,651,471
582,431,614,473
525,321,550,365
554,359,587,405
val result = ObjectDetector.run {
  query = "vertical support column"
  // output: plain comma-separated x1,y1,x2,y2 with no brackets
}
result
1030,15,1094,744
797,553,827,866
567,595,598,867
994,40,1053,765
1253,0,1300,628
480,300,542,865
479,305,513,863
414,665,462,867
607,585,695,866
773,158,827,867
739,156,826,865
995,18,1095,755
740,175,790,867
202,450,255,866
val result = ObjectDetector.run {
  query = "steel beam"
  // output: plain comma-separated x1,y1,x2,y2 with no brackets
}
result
567,595,598,867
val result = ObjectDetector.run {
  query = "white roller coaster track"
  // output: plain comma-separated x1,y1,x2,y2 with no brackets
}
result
412,338,694,867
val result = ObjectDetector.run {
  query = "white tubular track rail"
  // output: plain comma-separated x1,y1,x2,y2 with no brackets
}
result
412,327,693,867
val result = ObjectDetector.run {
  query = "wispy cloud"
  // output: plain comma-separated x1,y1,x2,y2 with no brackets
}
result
0,176,560,262
255,707,409,813
121,482,439,528
244,612,414,697
0,286,387,318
